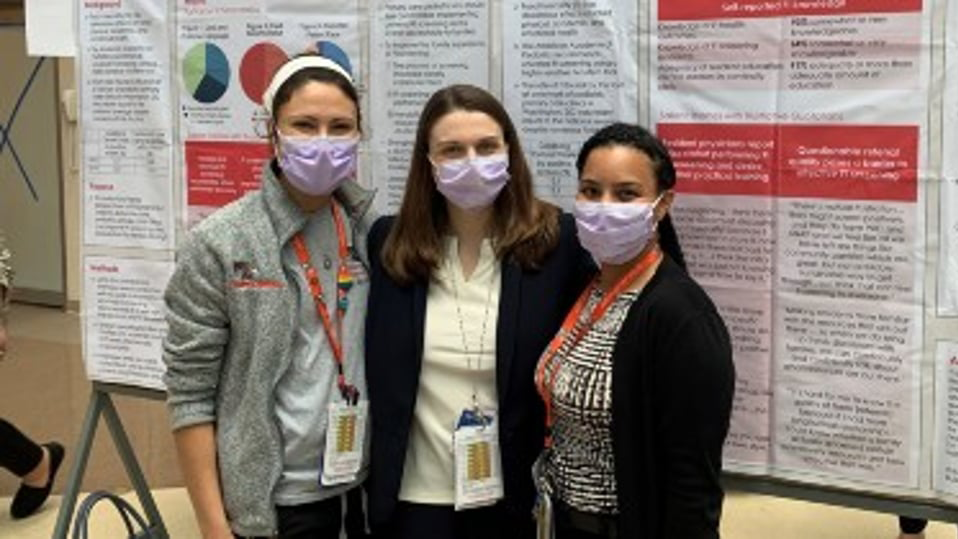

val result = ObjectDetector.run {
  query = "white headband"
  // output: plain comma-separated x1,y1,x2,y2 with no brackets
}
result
262,56,354,115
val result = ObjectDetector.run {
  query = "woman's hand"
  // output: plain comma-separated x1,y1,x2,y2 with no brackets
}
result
174,424,232,539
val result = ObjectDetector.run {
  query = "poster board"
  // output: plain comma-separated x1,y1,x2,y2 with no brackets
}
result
75,0,958,513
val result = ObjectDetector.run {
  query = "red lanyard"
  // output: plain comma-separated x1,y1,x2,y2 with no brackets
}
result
535,248,663,448
291,203,358,403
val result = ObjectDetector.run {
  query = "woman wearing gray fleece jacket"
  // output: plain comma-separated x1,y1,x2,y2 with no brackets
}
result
162,54,376,539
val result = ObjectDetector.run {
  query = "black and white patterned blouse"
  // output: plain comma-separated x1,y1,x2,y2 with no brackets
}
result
546,286,640,515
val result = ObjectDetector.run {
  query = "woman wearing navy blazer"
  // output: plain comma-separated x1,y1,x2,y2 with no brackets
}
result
364,84,594,539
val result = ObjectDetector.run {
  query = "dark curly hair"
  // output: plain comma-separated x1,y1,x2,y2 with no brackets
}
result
575,122,686,270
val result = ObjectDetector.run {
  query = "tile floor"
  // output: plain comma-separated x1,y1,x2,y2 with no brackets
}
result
1,489,955,538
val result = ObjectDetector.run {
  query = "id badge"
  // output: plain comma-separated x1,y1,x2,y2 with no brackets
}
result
453,409,503,511
532,451,554,539
320,400,368,487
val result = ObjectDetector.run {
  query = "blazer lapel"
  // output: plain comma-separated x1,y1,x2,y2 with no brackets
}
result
412,281,428,373
391,281,429,429
496,261,521,404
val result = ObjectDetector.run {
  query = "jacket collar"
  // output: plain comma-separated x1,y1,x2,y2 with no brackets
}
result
261,160,376,246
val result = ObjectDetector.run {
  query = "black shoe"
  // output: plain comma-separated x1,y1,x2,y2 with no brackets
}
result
10,442,65,519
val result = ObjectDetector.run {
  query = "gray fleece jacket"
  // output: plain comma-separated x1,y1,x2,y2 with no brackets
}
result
162,162,376,537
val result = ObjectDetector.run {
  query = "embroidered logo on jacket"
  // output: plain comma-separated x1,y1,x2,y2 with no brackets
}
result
230,261,283,289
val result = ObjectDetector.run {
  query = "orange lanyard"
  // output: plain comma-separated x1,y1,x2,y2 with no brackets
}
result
535,248,662,448
291,203,358,403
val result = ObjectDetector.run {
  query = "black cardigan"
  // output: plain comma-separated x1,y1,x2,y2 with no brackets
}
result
609,256,735,539
363,213,594,530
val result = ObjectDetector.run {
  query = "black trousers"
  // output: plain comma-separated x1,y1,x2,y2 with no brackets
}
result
238,489,368,539
378,501,535,539
556,527,604,539
276,497,343,538
553,502,616,539
0,418,43,477
899,516,928,534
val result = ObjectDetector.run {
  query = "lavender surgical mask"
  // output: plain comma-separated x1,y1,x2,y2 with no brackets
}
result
277,134,358,196
574,194,664,265
434,154,510,210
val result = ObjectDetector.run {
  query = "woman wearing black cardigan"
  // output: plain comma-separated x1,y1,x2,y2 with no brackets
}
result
535,123,735,539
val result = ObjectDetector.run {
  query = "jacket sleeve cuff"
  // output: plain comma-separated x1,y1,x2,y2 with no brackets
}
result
168,400,216,431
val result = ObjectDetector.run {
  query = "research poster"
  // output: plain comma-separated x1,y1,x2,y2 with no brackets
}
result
79,0,175,249
368,0,490,214
83,256,174,390
652,0,928,486
502,0,638,208
176,0,360,224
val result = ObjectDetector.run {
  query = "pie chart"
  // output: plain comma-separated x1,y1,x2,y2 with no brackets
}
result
182,43,230,104
240,42,289,105
315,40,352,77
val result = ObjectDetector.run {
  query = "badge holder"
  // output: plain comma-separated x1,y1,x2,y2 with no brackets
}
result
320,399,368,487
453,407,503,511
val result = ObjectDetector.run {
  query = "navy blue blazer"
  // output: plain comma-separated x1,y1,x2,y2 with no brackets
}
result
364,213,594,530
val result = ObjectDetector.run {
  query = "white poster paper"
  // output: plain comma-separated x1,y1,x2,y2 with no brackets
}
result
79,0,175,249
673,193,774,469
176,0,360,224
944,0,958,180
941,179,958,316
502,0,638,208
939,2,958,316
368,0,490,214
772,197,919,484
933,340,958,498
25,0,77,57
83,256,174,390
709,286,773,469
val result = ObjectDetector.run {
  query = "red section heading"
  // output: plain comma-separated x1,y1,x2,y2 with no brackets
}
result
659,0,922,21
186,140,271,208
658,122,918,203
778,124,918,202
659,123,776,197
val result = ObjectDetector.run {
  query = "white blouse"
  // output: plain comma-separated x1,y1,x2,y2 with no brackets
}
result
398,236,501,504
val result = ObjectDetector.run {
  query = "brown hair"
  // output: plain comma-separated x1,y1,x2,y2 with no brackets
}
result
381,84,559,284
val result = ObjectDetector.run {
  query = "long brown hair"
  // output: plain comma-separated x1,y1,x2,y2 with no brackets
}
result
382,84,559,284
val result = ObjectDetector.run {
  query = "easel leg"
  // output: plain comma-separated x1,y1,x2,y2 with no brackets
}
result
52,389,104,538
50,388,169,539
101,393,169,538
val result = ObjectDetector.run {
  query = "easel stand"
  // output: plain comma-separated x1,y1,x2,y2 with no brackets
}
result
52,382,169,538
